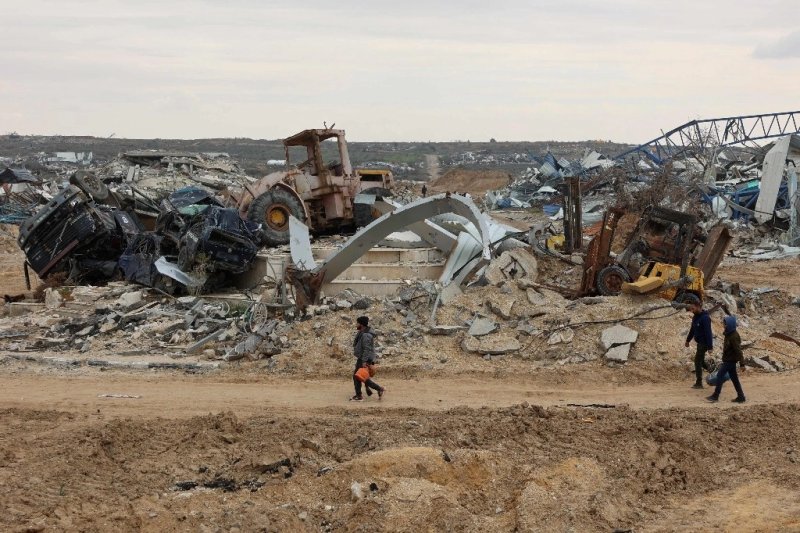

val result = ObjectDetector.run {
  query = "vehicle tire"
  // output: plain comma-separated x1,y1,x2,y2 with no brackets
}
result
596,265,631,296
353,187,392,228
672,291,700,307
69,171,109,202
247,188,305,246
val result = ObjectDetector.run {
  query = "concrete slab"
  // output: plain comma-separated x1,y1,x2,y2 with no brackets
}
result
468,317,498,337
605,343,631,363
601,325,639,350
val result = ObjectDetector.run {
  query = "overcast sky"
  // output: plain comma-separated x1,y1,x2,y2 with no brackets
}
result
1,0,798,143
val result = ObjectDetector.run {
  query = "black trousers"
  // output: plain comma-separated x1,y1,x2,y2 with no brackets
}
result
353,359,363,396
353,359,382,396
694,343,710,384
713,361,745,399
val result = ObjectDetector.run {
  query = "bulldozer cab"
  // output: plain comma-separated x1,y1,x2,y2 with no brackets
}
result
283,129,353,178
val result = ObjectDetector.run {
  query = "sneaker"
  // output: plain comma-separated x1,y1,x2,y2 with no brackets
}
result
349,395,364,402
692,383,704,389
378,388,385,400
731,397,746,403
706,395,719,402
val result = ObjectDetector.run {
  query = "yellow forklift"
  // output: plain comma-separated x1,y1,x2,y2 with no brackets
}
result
579,206,731,303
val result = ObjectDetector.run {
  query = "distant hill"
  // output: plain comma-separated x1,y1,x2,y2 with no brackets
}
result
0,134,634,181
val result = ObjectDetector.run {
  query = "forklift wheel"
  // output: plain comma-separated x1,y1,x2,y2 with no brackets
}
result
596,265,631,296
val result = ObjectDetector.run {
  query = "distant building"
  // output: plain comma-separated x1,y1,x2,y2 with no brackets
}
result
46,152,93,164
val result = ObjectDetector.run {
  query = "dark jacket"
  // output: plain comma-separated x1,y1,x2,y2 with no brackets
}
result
353,327,376,363
686,311,713,349
722,331,744,364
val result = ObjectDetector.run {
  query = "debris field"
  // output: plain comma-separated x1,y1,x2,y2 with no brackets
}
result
2,116,800,531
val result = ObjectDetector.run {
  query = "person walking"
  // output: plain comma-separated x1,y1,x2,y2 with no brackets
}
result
707,315,746,403
350,316,384,401
421,183,428,197
685,295,713,389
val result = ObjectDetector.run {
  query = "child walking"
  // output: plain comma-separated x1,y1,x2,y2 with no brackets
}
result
707,315,746,403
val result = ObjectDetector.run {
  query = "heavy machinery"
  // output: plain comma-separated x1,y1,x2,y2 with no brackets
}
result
231,128,394,246
579,205,731,302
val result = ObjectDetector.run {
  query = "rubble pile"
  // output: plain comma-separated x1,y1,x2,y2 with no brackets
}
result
2,121,800,383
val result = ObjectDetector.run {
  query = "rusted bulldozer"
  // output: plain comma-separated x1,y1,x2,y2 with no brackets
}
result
229,128,393,246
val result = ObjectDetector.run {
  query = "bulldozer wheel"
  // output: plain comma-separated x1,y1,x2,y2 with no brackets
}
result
596,265,631,296
247,188,305,246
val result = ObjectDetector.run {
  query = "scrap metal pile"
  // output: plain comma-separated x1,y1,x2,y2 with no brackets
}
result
1,114,799,374
485,111,800,258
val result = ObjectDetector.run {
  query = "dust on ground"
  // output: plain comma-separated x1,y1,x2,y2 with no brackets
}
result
1,377,798,532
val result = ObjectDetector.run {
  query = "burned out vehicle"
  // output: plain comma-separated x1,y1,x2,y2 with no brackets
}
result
156,187,262,273
18,185,141,281
120,187,263,292
20,181,264,293
579,206,731,302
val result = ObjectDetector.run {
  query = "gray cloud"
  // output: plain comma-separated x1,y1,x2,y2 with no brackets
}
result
754,31,800,59
1,1,799,142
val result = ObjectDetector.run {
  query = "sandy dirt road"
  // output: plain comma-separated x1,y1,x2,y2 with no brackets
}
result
0,370,797,419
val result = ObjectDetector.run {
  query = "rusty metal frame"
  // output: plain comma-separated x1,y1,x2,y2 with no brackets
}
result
579,207,624,296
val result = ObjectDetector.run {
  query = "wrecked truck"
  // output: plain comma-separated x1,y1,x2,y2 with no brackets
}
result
18,185,142,282
120,187,264,292
19,183,264,293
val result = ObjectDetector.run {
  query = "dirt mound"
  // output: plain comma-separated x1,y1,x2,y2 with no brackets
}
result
2,402,800,531
429,168,512,197
518,457,630,531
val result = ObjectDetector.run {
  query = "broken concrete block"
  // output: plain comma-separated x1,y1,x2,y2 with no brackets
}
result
516,323,540,336
75,326,94,337
487,295,515,320
428,325,465,336
155,319,185,336
115,291,143,311
605,344,631,363
177,295,200,308
44,288,63,309
485,249,538,286
468,317,498,337
601,325,639,350
334,300,352,310
748,357,776,372
462,335,521,355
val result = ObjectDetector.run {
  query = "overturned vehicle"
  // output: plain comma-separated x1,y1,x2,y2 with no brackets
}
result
18,179,264,293
120,187,264,292
18,185,141,282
